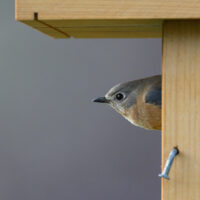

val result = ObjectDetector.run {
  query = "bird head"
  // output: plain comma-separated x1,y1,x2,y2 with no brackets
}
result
93,80,141,115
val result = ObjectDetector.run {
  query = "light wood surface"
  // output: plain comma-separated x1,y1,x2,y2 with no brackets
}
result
16,0,200,38
162,20,200,200
16,0,200,20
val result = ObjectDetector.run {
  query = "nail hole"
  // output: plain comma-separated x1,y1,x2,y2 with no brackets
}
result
174,146,180,155
34,12,38,20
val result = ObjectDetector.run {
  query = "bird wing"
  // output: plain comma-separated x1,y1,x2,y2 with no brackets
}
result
145,85,161,106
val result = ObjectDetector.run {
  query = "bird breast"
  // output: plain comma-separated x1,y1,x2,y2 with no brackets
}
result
124,93,161,130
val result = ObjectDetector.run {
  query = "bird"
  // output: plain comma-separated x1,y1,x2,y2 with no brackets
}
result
93,75,161,130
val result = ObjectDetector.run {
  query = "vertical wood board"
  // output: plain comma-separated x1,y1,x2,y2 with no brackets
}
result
162,20,200,200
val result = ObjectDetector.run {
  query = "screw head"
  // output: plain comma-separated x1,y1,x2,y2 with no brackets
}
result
158,173,169,180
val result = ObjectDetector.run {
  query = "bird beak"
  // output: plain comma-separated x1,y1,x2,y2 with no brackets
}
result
92,97,109,103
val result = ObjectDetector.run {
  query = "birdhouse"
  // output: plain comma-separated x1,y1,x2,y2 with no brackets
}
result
16,0,200,199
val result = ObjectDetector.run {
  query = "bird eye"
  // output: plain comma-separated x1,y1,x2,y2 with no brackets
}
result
115,93,124,101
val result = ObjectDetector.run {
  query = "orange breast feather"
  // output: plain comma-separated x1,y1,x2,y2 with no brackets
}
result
125,93,161,130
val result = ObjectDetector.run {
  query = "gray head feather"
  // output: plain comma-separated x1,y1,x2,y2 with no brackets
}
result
104,75,161,114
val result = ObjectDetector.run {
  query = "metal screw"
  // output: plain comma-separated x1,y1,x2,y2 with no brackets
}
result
159,147,179,180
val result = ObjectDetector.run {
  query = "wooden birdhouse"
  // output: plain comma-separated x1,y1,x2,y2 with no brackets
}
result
16,1,200,199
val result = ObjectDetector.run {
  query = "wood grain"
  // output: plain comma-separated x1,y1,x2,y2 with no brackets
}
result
20,19,162,38
162,20,200,200
67,31,161,38
19,20,69,38
16,0,200,20
16,0,200,38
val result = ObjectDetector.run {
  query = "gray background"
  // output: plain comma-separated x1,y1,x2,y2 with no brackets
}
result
0,1,161,200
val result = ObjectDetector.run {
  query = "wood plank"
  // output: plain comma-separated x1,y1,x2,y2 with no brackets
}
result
162,20,200,200
15,0,200,38
24,19,162,28
20,19,161,38
60,24,161,38
16,0,200,20
68,31,161,38
20,20,70,38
